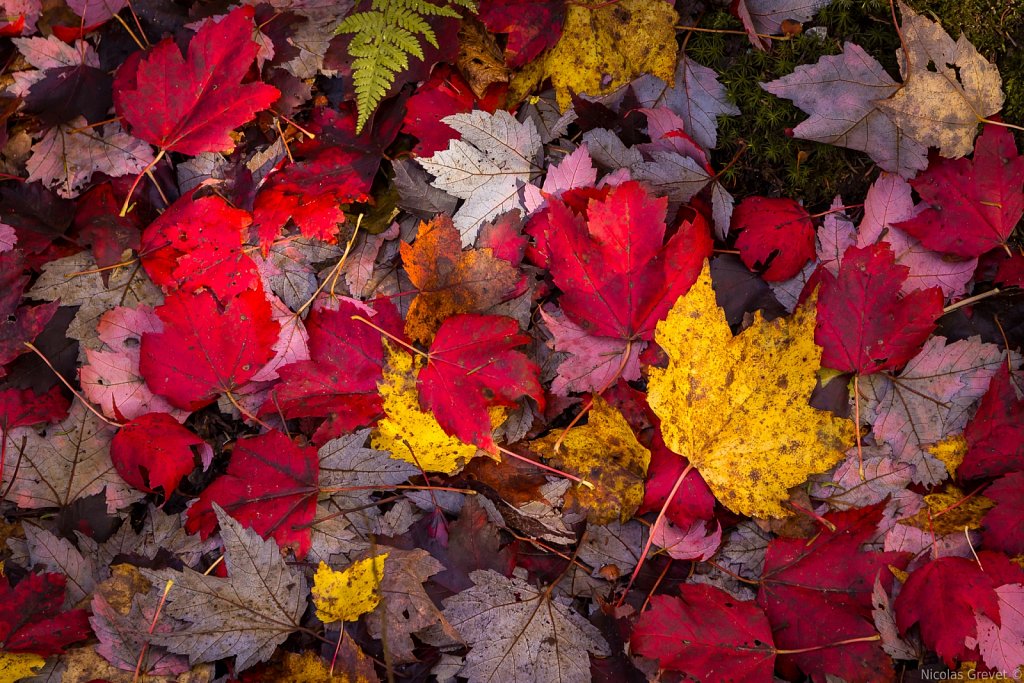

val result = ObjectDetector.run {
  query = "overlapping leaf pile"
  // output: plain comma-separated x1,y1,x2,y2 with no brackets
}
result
1,1,1023,682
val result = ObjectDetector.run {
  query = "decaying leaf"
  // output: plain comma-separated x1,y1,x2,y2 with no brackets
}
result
647,262,855,517
509,0,679,111
442,569,611,683
875,2,1003,157
147,506,307,672
532,397,650,523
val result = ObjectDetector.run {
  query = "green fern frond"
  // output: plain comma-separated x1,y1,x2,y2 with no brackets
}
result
337,0,478,131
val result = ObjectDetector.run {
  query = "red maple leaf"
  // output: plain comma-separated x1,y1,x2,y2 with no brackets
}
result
418,314,543,454
139,288,280,410
732,196,816,281
111,412,204,496
631,584,776,682
74,184,142,272
478,0,567,68
959,365,1024,479
185,429,318,558
113,6,279,155
815,242,943,375
0,572,90,657
402,64,506,156
638,431,715,529
252,104,398,248
757,504,910,682
540,181,711,342
140,193,258,298
0,385,68,431
264,298,406,444
894,125,1024,257
894,556,1001,667
982,472,1024,556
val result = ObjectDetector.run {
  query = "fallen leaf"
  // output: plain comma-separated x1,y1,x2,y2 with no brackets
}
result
631,584,776,682
312,554,388,623
532,397,650,523
111,412,203,497
185,429,319,558
732,196,816,281
971,583,1024,676
875,2,1003,158
418,314,542,453
148,505,307,671
113,6,279,154
442,569,611,683
478,0,566,68
402,215,521,343
509,0,678,111
417,110,542,243
760,42,927,177
893,124,1024,257
815,242,943,375
981,472,1024,556
960,365,1024,479
540,305,642,396
648,262,855,517
0,571,90,657
373,342,480,474
140,288,280,411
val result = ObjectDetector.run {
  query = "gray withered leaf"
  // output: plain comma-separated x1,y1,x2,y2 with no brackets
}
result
146,505,306,672
442,569,611,683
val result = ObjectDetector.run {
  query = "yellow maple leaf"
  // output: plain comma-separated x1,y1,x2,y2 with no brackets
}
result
901,486,994,535
533,397,650,524
312,554,388,624
372,343,480,474
928,434,968,477
647,262,855,518
509,0,679,111
0,652,45,683
271,648,376,683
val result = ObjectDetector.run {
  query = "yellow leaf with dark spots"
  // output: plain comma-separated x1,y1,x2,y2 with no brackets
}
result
312,554,388,624
647,262,855,518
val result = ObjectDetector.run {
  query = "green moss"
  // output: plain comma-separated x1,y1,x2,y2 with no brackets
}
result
687,0,1022,210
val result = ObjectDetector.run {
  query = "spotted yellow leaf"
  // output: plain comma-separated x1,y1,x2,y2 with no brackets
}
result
509,0,679,111
533,397,650,524
312,554,388,624
0,652,45,683
372,343,479,474
647,262,855,518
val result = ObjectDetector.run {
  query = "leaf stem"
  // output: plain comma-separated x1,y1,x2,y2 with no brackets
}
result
775,634,881,655
496,446,595,488
617,463,693,607
119,148,166,217
22,342,122,427
223,390,272,430
351,315,428,360
132,578,173,683
294,217,361,315
943,288,1000,314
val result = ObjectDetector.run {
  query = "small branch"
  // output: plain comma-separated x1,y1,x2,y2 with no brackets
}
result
943,288,1000,314
23,343,121,427
496,446,594,489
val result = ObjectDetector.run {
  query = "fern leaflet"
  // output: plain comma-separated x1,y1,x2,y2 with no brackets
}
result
336,0,478,132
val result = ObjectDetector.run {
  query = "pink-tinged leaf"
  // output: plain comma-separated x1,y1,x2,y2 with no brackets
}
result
0,572,90,657
894,125,1024,257
735,0,834,48
960,365,1024,479
522,144,598,214
759,42,927,175
816,242,943,375
90,592,190,677
863,336,1008,486
971,584,1024,676
185,430,319,559
249,293,310,383
895,556,1001,667
139,288,280,411
113,6,279,154
343,223,400,299
265,298,405,443
631,585,776,682
652,518,722,561
111,412,203,496
872,577,919,660
80,305,188,422
419,314,543,453
67,0,126,26
140,193,258,299
732,197,816,281
540,305,641,396
0,300,58,375
858,173,976,298
982,473,1024,556
0,222,15,252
